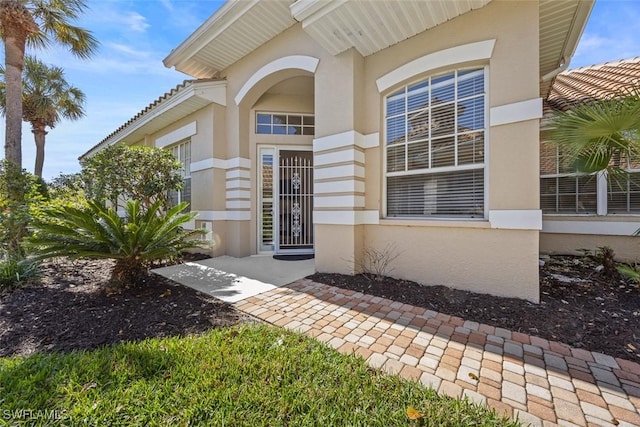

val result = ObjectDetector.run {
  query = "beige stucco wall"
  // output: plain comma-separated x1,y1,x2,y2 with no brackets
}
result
366,225,539,301
540,233,640,262
314,0,540,301
194,0,542,300
145,104,226,255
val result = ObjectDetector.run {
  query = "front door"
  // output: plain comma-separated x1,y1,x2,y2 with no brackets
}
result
259,148,314,254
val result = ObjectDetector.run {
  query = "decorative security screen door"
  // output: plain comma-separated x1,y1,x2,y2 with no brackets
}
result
277,150,314,253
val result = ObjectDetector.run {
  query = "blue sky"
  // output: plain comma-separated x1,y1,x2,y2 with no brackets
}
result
1,0,639,180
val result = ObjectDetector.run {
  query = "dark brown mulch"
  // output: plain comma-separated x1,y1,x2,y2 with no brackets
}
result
309,255,640,363
0,257,251,358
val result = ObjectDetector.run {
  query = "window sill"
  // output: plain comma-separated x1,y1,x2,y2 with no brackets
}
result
379,218,490,229
543,214,640,221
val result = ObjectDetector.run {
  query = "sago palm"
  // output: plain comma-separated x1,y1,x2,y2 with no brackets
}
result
0,56,86,177
0,0,97,169
28,200,206,287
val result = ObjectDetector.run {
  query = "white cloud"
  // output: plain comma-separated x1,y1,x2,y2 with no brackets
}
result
121,11,150,33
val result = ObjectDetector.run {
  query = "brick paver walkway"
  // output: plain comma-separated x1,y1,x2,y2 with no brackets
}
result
234,279,640,427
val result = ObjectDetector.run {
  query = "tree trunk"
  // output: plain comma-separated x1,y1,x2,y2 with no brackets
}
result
32,125,47,177
1,1,30,170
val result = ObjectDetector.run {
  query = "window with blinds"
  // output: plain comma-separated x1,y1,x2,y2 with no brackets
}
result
539,140,597,214
168,139,191,212
385,68,486,218
540,140,640,215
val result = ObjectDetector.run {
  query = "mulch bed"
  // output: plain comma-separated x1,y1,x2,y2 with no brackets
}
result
0,257,251,358
2,254,638,363
309,255,640,362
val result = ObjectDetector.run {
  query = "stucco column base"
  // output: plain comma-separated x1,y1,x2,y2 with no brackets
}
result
225,220,252,257
314,223,364,275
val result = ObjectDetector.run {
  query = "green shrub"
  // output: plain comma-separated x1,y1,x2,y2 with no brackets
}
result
0,255,40,290
0,161,48,256
27,200,205,287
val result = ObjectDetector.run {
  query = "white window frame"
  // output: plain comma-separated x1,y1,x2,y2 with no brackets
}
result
540,141,640,216
255,112,315,136
383,66,489,220
168,139,191,210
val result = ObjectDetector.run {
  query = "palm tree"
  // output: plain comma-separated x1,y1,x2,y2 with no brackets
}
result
550,88,640,179
0,56,86,177
0,0,97,170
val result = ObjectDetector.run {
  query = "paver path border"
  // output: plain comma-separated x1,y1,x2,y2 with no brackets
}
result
234,279,640,427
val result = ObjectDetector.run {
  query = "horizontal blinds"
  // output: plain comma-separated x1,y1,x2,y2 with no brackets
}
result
540,176,597,214
387,169,484,218
385,68,485,218
608,171,640,213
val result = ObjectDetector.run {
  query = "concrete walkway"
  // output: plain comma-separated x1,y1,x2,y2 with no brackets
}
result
233,279,640,427
153,255,314,303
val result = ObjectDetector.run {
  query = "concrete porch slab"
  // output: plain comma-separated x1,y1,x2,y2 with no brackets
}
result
153,255,315,303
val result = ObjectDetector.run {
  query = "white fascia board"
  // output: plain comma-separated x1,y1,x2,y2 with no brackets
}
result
489,210,542,230
194,80,227,106
314,210,380,225
376,39,496,93
291,0,347,26
490,98,542,127
163,0,258,70
98,80,226,151
542,219,640,236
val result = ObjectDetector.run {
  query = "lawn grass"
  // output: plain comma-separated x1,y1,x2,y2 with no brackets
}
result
0,324,520,426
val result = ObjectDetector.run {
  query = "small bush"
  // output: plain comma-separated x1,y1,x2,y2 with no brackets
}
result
617,263,640,284
0,256,40,290
595,246,618,278
359,243,401,281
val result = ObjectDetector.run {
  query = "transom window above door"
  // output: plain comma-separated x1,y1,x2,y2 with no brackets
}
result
256,113,315,136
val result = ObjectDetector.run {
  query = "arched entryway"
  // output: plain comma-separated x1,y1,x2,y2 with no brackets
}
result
235,57,317,255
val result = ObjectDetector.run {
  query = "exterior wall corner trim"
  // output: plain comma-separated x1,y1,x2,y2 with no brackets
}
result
490,98,543,127
489,209,542,230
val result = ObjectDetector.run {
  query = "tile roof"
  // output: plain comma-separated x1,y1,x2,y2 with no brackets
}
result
547,57,640,111
80,78,222,159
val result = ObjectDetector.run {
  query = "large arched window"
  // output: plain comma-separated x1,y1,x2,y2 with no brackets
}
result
385,67,487,218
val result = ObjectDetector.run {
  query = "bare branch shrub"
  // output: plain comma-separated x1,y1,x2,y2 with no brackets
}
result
357,243,401,282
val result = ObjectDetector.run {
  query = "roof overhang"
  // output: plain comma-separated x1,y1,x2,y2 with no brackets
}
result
290,0,492,57
539,0,594,97
163,0,297,78
165,0,593,100
81,80,226,159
